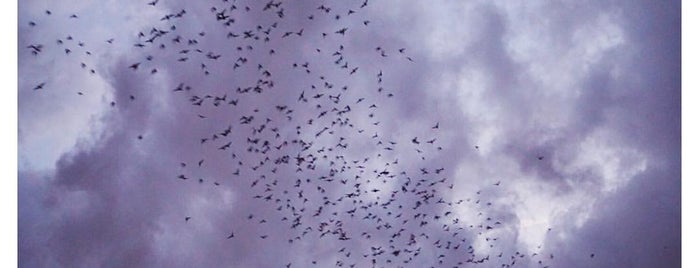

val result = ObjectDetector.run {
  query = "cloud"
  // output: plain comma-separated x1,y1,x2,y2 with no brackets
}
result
19,0,680,267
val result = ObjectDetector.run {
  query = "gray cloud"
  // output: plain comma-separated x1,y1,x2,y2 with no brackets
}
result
19,0,680,267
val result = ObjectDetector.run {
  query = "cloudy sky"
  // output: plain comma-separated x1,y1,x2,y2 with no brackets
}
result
18,0,681,267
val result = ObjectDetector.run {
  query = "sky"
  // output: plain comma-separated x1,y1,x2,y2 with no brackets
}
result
17,0,681,267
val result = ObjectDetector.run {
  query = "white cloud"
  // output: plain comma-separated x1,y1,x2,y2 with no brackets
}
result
18,0,169,172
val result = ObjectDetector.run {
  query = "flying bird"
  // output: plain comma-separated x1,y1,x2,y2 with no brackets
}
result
27,44,42,55
32,82,45,90
335,27,348,35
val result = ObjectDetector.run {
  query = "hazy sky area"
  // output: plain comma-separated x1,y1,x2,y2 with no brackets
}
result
18,0,680,267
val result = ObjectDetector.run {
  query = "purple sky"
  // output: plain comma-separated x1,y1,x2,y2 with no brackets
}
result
18,0,680,267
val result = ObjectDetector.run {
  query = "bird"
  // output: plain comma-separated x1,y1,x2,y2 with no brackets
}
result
216,10,229,21
27,44,42,55
227,231,235,239
335,27,348,35
32,82,45,90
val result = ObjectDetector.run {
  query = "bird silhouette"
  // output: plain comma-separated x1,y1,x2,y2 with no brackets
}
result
32,82,45,90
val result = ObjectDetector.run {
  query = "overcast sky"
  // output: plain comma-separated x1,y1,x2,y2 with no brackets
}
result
18,0,680,267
